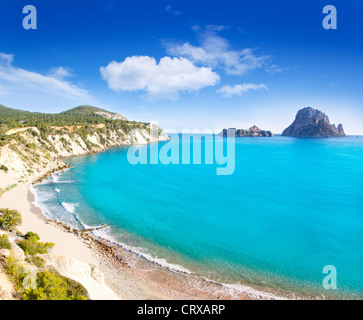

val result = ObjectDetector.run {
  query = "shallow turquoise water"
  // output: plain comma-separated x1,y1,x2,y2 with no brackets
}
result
33,135,363,297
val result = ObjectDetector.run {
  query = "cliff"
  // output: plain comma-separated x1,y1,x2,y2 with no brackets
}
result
0,105,169,178
282,107,346,138
219,126,273,137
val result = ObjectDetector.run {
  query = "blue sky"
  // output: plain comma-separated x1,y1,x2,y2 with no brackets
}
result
0,0,362,134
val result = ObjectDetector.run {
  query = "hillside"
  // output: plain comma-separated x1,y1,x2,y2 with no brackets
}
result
0,105,144,147
0,104,128,129
0,105,169,180
61,105,127,121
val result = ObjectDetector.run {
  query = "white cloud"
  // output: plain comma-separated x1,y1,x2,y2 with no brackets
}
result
217,83,268,98
165,5,181,16
100,56,220,100
49,66,74,79
166,26,272,75
0,53,14,66
265,64,285,74
0,53,92,103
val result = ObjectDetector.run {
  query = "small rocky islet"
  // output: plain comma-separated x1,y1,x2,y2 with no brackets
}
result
219,125,273,137
282,107,346,138
219,107,346,138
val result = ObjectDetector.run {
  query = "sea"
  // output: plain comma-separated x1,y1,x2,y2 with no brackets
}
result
31,134,363,298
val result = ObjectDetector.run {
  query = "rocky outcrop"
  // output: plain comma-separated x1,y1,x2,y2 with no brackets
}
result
219,126,273,137
94,111,127,121
282,107,346,138
43,254,119,300
0,123,169,177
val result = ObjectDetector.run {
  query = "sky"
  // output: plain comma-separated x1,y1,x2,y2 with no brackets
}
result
0,0,362,134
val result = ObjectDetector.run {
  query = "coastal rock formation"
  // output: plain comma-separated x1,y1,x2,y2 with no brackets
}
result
219,126,273,137
0,105,170,177
43,254,119,300
282,107,346,138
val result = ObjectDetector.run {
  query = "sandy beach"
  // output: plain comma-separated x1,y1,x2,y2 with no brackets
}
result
0,170,289,300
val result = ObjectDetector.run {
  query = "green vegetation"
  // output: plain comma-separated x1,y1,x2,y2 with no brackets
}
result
22,270,88,300
0,104,107,128
24,231,40,241
0,234,12,249
25,256,45,268
0,188,4,198
4,184,18,192
0,164,9,172
0,104,148,148
4,256,26,289
4,256,89,300
17,236,54,256
0,208,22,231
0,208,89,300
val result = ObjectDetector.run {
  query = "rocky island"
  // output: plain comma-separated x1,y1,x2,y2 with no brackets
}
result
282,107,345,138
219,125,273,137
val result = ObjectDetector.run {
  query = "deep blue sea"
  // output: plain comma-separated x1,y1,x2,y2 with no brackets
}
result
32,134,363,298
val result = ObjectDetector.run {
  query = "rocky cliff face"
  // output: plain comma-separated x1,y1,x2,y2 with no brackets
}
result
0,123,169,177
219,126,273,137
282,107,346,138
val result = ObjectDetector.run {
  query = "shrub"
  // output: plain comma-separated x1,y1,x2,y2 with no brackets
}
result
17,237,54,256
0,234,11,249
24,231,40,241
63,276,89,300
5,258,88,300
22,271,88,300
5,256,28,290
26,256,45,268
0,208,22,231
22,271,68,300
0,165,9,173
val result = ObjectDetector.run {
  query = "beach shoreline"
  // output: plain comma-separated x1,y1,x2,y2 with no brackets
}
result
0,165,295,300
3,160,358,300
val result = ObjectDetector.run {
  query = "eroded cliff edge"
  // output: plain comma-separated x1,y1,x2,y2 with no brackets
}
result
0,105,169,179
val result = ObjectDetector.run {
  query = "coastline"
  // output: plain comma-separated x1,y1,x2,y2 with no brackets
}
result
0,165,291,300
4,141,360,300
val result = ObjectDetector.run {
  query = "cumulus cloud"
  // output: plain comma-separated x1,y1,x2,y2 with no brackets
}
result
166,26,272,75
100,56,220,100
0,53,92,102
217,83,268,98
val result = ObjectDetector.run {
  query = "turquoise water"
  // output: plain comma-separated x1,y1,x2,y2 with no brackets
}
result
33,134,363,297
